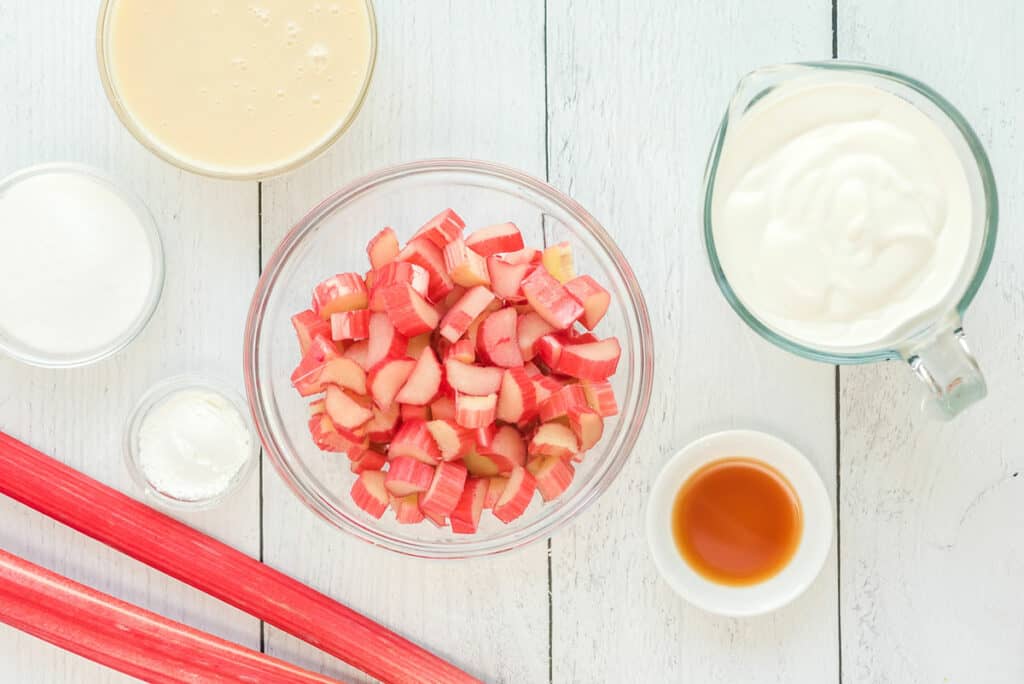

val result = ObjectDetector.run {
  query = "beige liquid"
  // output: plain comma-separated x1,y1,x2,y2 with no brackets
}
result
105,0,373,175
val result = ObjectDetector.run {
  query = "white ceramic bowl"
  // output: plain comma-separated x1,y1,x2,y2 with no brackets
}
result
646,430,832,616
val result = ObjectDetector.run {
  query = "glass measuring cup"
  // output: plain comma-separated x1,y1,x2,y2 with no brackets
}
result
703,62,998,419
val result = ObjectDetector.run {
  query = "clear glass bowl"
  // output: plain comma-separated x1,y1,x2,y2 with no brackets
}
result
125,375,258,512
244,159,654,558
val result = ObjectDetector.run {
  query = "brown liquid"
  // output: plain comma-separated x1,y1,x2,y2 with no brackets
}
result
671,458,802,586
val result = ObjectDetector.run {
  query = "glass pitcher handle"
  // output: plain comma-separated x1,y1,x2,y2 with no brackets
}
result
903,325,987,420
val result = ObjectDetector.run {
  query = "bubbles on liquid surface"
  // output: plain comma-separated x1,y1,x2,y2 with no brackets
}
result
307,43,329,72
249,6,271,25
231,56,249,71
311,94,321,105
329,4,340,15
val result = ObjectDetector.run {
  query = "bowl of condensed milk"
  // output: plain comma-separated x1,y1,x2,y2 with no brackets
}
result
703,62,998,419
96,0,377,180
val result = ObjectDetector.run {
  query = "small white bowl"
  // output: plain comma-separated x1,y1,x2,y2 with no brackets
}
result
646,430,832,616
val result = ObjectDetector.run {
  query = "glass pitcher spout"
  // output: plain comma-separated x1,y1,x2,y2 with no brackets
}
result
904,323,987,419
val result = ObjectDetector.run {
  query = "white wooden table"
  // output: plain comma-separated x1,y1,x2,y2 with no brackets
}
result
2,1,1022,682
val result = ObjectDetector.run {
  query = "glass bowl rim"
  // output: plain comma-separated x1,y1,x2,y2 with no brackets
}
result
243,157,655,558
0,161,165,368
701,60,999,365
95,0,379,181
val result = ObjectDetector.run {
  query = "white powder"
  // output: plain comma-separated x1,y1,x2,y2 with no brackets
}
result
137,389,253,502
0,169,157,358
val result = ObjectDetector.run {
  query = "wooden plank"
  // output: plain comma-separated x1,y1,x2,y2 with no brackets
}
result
838,2,1024,682
0,0,261,681
258,2,549,682
545,1,839,682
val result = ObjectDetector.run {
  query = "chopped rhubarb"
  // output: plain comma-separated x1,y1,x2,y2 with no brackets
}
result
325,385,374,432
445,339,476,364
291,335,342,396
394,347,442,405
369,262,430,310
537,383,588,422
395,237,454,300
382,284,439,337
313,273,368,319
445,358,504,395
400,403,431,422
426,419,474,461
350,449,387,474
390,493,425,524
406,332,432,360
438,285,496,342
492,466,536,523
351,470,389,518
317,357,368,395
541,242,575,283
487,248,539,301
385,456,435,496
454,393,497,428
568,405,604,452
291,309,332,355
367,357,417,410
522,268,583,330
429,395,456,421
483,476,508,509
343,339,370,370
450,478,488,534
496,367,537,423
331,309,371,341
581,379,618,417
477,307,523,367
527,454,575,501
529,423,579,460
367,226,400,269
419,461,468,518
444,238,491,287
557,338,621,380
564,275,611,330
465,222,524,257
366,312,408,368
389,420,441,464
411,208,465,248
479,424,527,470
517,311,556,361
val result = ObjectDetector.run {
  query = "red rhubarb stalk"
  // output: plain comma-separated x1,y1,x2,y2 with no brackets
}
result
0,431,480,684
0,546,341,684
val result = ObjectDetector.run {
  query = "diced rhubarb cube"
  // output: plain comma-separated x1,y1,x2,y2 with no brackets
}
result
291,309,332,355
396,237,454,301
541,242,575,283
450,478,488,534
291,335,342,396
437,286,495,343
331,309,371,341
537,383,588,422
309,414,352,452
580,379,618,417
382,285,440,337
324,385,374,432
454,393,497,428
535,334,565,370
483,476,508,509
366,403,400,442
367,357,417,410
369,262,430,310
423,507,447,528
351,471,389,519
556,338,621,380
429,395,456,421
400,403,431,422
444,358,504,396
411,208,465,248
405,332,431,360
479,424,527,470
389,420,441,464
444,339,476,364
522,268,583,330
385,456,436,496
568,406,604,452
496,367,538,423
350,449,387,474
443,238,491,288
465,222,525,257
532,373,564,406
342,340,369,371
529,423,578,460
564,275,611,330
394,347,442,405
517,311,555,362
313,273,368,319
477,307,523,367
491,466,536,523
474,423,497,451
420,461,468,518
462,451,507,477
366,312,408,369
367,227,400,270
527,454,575,501
390,493,425,524
487,249,539,301
316,358,368,395
426,419,474,462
